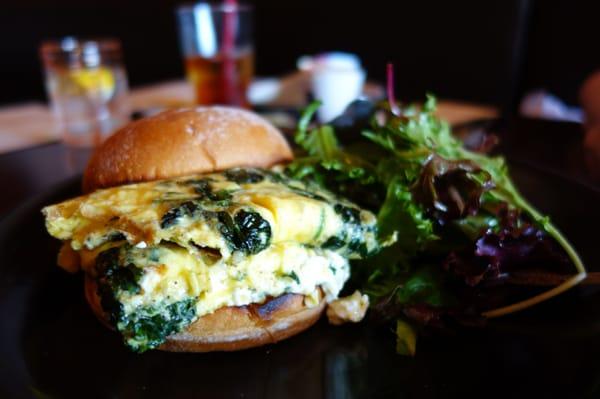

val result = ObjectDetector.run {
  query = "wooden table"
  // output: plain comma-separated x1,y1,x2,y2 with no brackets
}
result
0,79,499,154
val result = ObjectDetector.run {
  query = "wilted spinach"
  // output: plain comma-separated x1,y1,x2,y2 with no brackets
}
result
217,210,272,255
117,298,197,353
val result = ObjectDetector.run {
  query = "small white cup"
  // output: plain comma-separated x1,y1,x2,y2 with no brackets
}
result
299,53,365,122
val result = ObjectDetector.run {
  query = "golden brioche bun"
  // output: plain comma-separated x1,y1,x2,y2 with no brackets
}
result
82,106,293,193
85,277,324,352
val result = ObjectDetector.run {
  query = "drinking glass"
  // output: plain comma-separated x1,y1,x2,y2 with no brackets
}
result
176,3,254,107
40,37,130,146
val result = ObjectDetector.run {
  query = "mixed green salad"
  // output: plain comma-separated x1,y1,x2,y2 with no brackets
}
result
287,87,586,354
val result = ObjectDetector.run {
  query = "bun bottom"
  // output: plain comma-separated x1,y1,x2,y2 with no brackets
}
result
84,277,325,352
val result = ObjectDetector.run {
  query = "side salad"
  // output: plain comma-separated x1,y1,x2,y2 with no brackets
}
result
286,67,586,355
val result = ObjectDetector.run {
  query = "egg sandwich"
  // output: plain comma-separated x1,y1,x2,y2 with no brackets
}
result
42,107,378,352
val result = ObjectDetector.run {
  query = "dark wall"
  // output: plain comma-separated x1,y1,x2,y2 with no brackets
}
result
1,0,183,104
1,0,598,108
253,0,523,108
522,0,600,105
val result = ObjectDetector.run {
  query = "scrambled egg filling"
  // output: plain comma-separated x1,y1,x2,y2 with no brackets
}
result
97,242,349,318
43,168,379,351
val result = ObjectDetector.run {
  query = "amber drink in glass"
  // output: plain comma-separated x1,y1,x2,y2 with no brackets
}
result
177,3,254,107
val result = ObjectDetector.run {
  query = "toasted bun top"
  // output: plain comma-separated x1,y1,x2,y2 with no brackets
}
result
82,107,293,192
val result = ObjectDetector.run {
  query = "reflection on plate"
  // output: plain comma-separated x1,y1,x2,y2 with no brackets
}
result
0,167,599,399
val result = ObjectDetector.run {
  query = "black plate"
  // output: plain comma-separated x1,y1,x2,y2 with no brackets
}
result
1,166,599,399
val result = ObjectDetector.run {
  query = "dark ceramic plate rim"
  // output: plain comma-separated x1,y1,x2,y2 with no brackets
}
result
0,167,599,399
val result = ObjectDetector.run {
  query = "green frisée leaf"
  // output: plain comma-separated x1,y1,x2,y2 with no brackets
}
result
395,266,449,306
377,178,436,253
454,214,499,241
289,92,586,356
395,320,417,356
295,100,322,150
302,125,340,159
295,100,346,161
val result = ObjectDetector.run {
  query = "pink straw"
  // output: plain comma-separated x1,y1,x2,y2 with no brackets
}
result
222,0,237,104
386,63,400,115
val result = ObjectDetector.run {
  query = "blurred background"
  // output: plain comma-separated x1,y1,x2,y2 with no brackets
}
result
1,0,599,111
0,0,599,208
